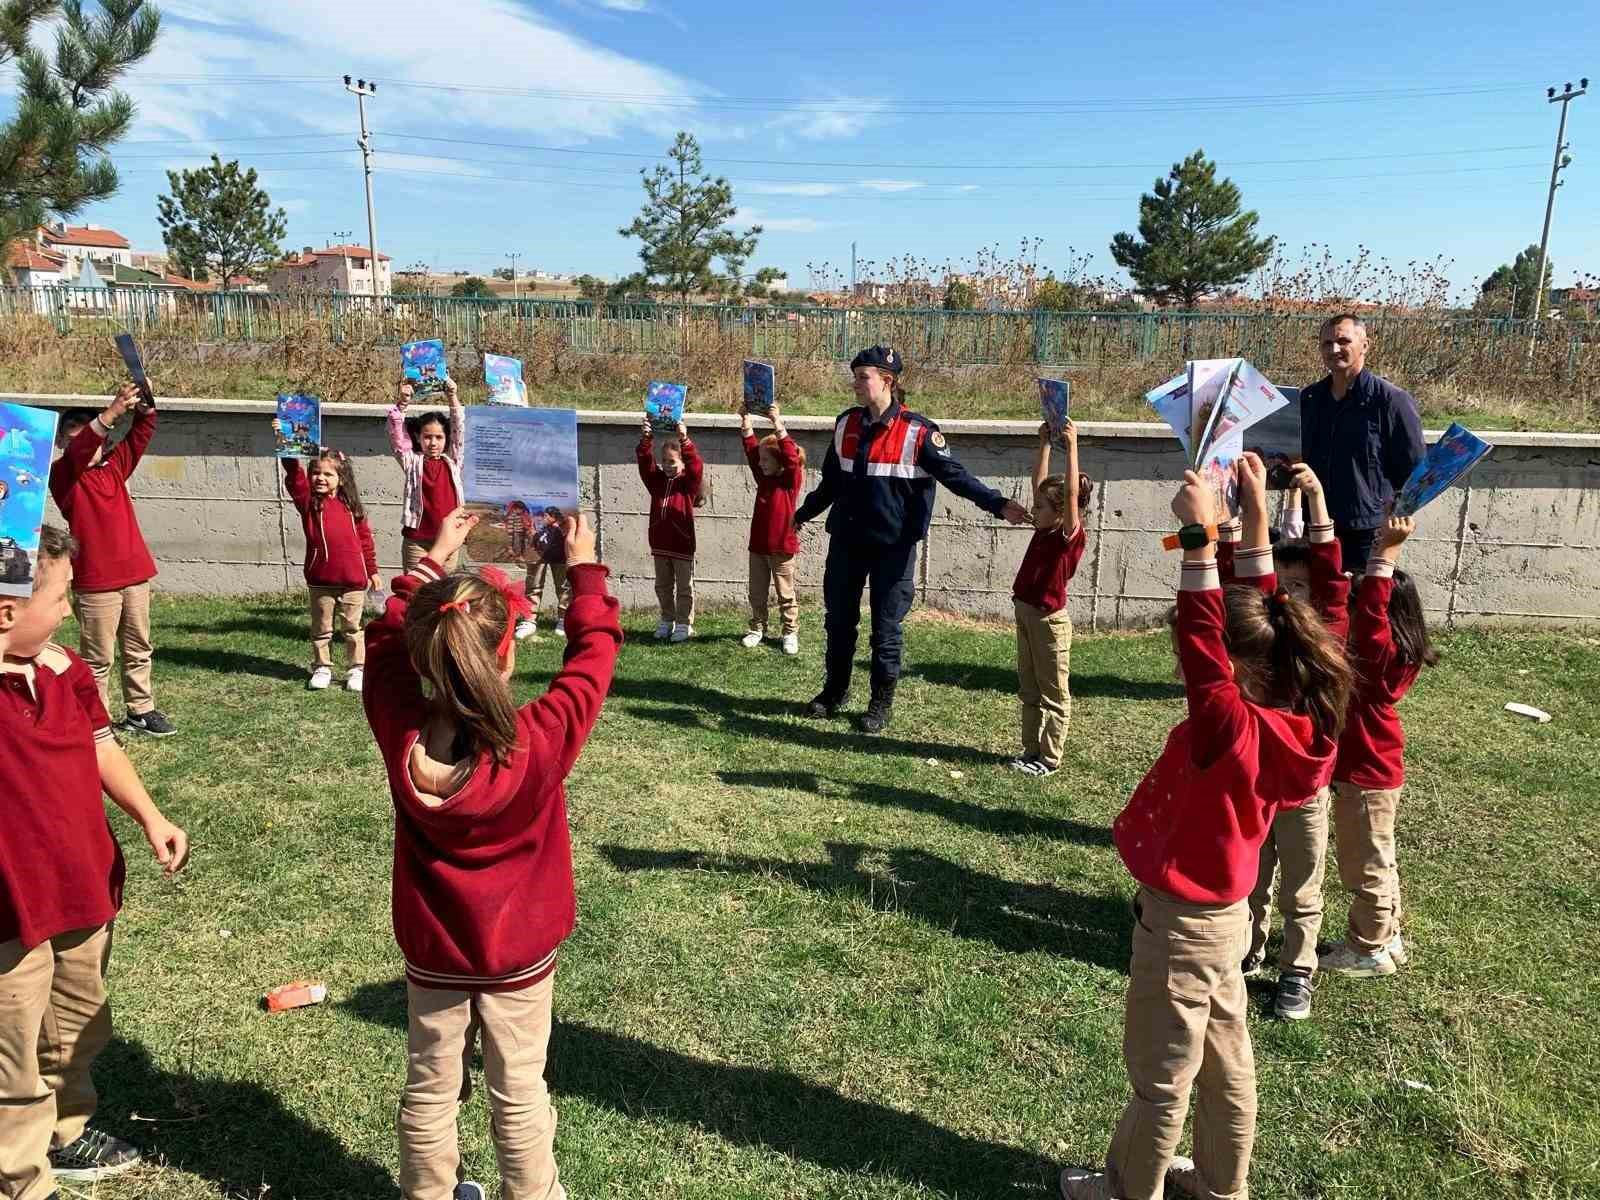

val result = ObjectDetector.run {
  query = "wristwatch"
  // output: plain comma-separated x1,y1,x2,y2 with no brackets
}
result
1161,523,1219,551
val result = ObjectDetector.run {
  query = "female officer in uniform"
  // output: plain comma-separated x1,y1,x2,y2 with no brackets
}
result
794,346,1028,733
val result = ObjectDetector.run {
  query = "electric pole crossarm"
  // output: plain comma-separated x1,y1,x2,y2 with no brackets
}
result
1530,78,1586,335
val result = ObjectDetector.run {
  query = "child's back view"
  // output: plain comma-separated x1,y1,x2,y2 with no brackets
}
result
361,507,621,1200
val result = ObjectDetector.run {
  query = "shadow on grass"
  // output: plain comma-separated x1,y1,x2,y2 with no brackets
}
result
600,842,1131,972
341,983,1057,1196
94,1036,396,1199
910,661,1183,702
164,614,308,641
159,646,307,681
719,768,1112,848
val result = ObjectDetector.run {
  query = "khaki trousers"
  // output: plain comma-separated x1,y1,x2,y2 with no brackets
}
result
653,556,694,626
747,553,798,636
399,974,565,1200
1247,788,1329,976
1109,889,1254,1200
527,562,571,623
403,538,459,574
0,925,114,1200
1013,600,1073,769
72,583,153,716
1332,782,1404,953
309,585,366,670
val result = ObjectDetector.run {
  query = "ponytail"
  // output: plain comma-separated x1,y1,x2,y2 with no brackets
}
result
404,575,521,765
1224,585,1354,741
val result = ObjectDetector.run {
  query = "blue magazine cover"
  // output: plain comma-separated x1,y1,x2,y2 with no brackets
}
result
645,380,687,433
1394,423,1493,517
1037,377,1070,448
484,353,527,406
461,407,581,564
0,402,61,596
1145,373,1193,455
401,339,449,394
743,361,775,415
274,393,321,459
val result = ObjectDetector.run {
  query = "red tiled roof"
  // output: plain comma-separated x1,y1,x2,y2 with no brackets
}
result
7,241,66,271
298,245,391,262
41,225,131,249
163,273,212,291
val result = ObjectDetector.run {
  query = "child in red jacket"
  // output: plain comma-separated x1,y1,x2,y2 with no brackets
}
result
1319,514,1437,979
361,507,621,1200
1062,453,1353,1200
49,385,174,737
636,418,703,642
738,404,805,655
281,447,380,693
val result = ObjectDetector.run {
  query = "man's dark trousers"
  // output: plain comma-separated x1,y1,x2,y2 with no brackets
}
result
821,538,918,698
1337,525,1377,574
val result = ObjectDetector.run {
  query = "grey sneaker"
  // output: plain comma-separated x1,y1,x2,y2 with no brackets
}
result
1319,939,1397,978
1274,971,1313,1020
49,1128,142,1180
121,708,176,737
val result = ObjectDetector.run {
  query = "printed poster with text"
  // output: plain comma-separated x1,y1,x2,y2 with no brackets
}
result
0,401,61,596
461,406,580,564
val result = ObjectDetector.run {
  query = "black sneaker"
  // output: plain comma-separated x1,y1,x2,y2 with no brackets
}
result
805,692,843,718
1241,952,1265,979
121,709,177,737
49,1128,142,1180
1273,971,1314,1020
1017,758,1057,778
454,1183,486,1200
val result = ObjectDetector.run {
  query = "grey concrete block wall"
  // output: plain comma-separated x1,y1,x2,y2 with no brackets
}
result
12,394,1600,627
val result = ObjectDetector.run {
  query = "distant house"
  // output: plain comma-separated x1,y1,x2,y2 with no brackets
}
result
38,222,133,276
1551,286,1599,320
266,244,392,295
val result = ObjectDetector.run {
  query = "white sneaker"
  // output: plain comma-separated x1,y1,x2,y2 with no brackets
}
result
307,666,333,691
781,632,799,655
1057,1166,1113,1200
670,623,692,643
1165,1156,1203,1198
554,621,566,637
514,618,537,642
344,667,364,693
654,619,672,639
741,630,764,649
1318,939,1397,978
1386,933,1409,967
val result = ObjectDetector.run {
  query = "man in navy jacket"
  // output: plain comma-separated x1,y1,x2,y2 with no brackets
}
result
1300,314,1424,571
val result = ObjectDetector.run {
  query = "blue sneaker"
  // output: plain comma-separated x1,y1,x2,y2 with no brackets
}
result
454,1184,486,1200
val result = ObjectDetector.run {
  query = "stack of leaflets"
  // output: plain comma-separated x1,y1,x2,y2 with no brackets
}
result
1394,423,1493,517
645,380,687,435
274,393,321,459
484,353,528,406
1145,358,1289,512
401,339,449,394
742,361,775,416
0,401,61,596
1037,378,1071,449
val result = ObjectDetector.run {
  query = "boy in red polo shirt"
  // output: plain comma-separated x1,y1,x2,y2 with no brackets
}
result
0,526,189,1199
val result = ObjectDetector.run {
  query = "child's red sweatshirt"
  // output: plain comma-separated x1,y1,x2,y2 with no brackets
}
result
742,433,802,556
1335,561,1419,790
48,410,158,593
283,460,378,590
637,435,702,560
1113,558,1338,905
361,557,623,992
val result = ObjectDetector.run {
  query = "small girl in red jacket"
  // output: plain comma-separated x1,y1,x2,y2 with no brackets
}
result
1061,453,1353,1200
1318,514,1437,979
361,507,621,1200
637,418,703,642
281,447,379,692
738,404,805,655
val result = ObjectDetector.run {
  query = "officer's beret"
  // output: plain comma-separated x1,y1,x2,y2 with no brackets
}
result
850,345,902,375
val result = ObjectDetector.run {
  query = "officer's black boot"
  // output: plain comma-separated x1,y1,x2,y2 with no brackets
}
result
858,679,896,734
806,688,845,719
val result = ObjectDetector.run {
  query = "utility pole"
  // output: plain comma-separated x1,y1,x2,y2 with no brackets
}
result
328,229,351,249
850,241,857,295
343,75,381,296
506,251,520,300
1529,77,1586,346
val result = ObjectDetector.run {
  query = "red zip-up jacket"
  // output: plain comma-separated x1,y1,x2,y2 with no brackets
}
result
361,556,623,992
742,433,802,556
1335,562,1419,790
283,460,378,590
637,435,702,560
48,409,158,593
1112,559,1338,904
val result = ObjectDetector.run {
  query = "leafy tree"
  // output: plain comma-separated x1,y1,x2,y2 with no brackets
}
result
573,273,609,301
943,278,976,310
619,131,762,309
1110,149,1275,308
450,275,492,298
492,266,513,281
156,154,286,289
1476,244,1551,319
0,0,161,252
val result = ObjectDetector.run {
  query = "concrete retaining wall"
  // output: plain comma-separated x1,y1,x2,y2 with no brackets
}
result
13,394,1600,628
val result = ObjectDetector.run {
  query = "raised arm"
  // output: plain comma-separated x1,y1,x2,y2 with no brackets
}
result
386,386,414,465
1291,464,1349,636
108,405,157,480
1171,471,1250,764
1060,419,1081,537
680,434,704,490
281,456,312,512
1351,516,1412,677
1030,423,1052,500
1231,452,1278,595
636,429,665,495
445,378,465,463
50,386,139,507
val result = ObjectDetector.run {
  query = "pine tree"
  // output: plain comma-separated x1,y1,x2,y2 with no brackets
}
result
156,155,287,289
1476,244,1552,319
1110,149,1275,308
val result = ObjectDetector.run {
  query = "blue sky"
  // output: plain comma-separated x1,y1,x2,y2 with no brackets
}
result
65,0,1600,297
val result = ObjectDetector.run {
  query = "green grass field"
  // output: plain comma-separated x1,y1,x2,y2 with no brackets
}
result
65,597,1599,1199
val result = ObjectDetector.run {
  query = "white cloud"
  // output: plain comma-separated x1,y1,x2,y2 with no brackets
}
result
859,179,924,193
743,182,846,197
956,184,981,193
766,99,890,143
734,207,829,234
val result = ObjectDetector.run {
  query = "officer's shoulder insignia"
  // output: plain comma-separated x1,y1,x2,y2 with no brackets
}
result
930,431,947,449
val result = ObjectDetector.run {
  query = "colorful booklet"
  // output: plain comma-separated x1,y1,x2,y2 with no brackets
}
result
114,332,154,407
1192,359,1287,470
461,406,581,565
484,353,527,406
1184,358,1236,460
1038,378,1071,448
1145,373,1194,456
401,339,449,394
273,393,321,459
645,380,687,435
0,401,61,596
1393,423,1493,517
742,360,775,416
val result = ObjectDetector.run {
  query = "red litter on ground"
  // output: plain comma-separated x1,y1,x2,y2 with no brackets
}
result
264,980,327,1012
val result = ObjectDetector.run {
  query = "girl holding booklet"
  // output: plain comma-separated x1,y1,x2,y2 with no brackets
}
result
387,378,465,572
738,403,805,655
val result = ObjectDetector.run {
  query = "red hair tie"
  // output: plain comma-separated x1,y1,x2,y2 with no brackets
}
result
478,565,534,658
438,598,470,615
